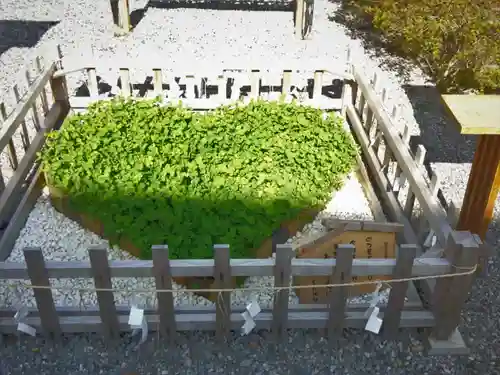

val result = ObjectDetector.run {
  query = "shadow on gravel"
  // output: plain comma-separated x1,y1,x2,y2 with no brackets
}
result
0,20,59,58
130,0,295,29
403,84,477,165
327,0,414,83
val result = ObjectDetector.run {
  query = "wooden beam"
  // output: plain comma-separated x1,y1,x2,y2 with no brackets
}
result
0,301,425,318
441,95,500,135
456,135,500,240
0,309,435,333
0,256,452,280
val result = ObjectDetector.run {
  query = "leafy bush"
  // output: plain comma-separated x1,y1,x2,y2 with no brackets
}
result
40,99,357,259
349,0,500,93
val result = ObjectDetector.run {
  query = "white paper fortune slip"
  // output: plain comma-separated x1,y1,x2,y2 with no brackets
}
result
364,282,383,318
14,306,36,337
365,306,383,334
128,305,148,345
17,323,37,337
364,282,383,334
241,300,261,336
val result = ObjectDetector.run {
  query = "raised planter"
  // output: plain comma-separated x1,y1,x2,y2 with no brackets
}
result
47,182,319,302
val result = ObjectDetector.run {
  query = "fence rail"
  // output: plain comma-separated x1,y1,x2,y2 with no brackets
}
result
0,254,451,279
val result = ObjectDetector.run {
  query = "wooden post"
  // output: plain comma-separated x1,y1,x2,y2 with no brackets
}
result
272,244,293,341
312,70,323,100
403,145,427,219
50,45,70,129
88,247,120,341
111,0,131,32
214,244,231,342
153,69,163,99
327,244,354,341
282,70,292,95
431,231,479,340
151,245,176,343
249,70,260,99
35,56,50,115
12,85,31,151
457,135,500,238
25,70,42,131
441,95,500,241
0,103,18,170
294,0,305,38
120,68,132,97
87,68,99,98
24,247,61,339
383,244,416,338
393,125,411,197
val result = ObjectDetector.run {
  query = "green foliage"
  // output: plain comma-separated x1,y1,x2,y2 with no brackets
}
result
39,98,357,259
350,0,500,93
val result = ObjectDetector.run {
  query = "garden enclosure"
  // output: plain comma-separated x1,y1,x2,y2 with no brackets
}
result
0,46,488,355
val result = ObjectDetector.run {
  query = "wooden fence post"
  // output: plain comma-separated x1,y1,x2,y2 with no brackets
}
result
294,0,305,38
327,244,354,342
120,68,132,97
0,103,18,171
282,70,292,95
340,47,354,118
313,70,323,100
431,231,479,340
152,245,176,343
49,45,70,129
214,244,231,342
12,85,31,151
118,0,131,32
272,244,293,341
88,247,120,341
23,247,61,339
383,244,417,338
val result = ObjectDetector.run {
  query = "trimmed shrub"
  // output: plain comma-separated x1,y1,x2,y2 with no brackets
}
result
349,0,500,93
39,98,357,259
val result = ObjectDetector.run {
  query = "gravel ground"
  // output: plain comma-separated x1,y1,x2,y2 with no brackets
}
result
0,0,499,373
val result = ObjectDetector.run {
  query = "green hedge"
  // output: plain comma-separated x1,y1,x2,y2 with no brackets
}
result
39,99,357,259
349,0,500,93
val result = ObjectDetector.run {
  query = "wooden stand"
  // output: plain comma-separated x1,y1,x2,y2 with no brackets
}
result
441,95,500,240
457,135,500,238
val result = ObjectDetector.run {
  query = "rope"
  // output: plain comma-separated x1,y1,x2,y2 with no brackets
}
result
4,264,477,294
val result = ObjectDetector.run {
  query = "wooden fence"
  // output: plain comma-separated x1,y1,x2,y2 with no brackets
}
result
0,53,69,259
65,66,347,112
0,47,487,355
0,240,478,345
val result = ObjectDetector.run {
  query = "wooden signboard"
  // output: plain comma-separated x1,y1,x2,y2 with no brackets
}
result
293,219,403,303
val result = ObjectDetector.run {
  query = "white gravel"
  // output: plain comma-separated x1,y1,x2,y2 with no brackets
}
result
1,0,499,372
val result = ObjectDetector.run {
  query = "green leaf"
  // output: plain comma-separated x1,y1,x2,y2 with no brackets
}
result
39,98,356,261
